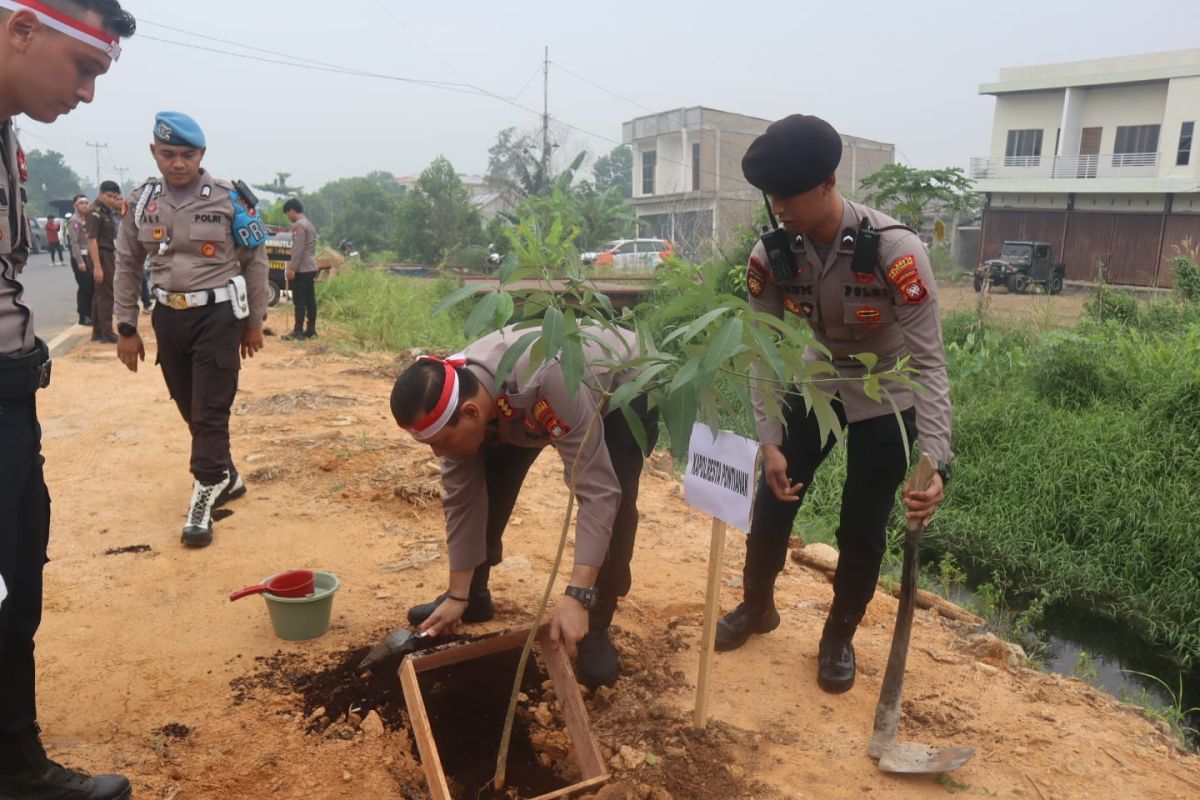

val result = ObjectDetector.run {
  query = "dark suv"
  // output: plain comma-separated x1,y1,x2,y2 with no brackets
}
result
975,241,1066,294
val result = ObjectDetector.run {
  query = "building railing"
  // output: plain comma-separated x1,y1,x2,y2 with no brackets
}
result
969,152,1160,180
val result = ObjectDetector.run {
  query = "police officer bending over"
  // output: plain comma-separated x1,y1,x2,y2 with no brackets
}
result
113,112,270,548
715,115,952,694
0,3,136,798
390,323,658,688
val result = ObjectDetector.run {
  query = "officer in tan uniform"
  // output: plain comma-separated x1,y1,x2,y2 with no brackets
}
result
0,3,135,798
113,111,269,548
715,114,952,695
67,193,93,326
390,323,658,688
281,197,317,340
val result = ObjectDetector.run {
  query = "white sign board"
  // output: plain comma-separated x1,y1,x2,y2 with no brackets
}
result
683,423,758,533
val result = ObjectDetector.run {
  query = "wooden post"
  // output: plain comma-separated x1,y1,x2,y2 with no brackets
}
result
693,517,727,729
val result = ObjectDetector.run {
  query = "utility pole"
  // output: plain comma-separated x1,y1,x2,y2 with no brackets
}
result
114,166,129,189
85,141,107,188
541,45,550,195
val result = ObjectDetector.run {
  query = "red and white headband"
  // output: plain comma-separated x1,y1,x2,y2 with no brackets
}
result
0,0,122,61
403,354,467,441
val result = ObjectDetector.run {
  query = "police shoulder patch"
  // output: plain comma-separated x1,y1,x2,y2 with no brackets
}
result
747,272,765,297
532,397,571,439
496,395,518,420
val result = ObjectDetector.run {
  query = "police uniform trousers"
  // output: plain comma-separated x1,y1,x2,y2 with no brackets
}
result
290,271,317,335
0,385,49,735
477,395,659,631
746,390,917,639
69,255,93,323
90,249,115,338
151,300,243,484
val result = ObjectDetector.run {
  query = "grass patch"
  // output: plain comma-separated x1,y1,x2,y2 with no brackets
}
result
316,267,468,353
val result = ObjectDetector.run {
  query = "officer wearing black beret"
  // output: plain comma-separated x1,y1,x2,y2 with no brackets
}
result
717,114,953,695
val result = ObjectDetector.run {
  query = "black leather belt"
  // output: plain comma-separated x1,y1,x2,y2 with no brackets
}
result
0,338,51,399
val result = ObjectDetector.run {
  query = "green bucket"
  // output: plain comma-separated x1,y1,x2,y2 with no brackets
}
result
262,570,340,641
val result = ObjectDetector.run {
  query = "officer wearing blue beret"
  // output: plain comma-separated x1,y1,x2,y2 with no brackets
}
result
716,114,953,695
112,111,270,548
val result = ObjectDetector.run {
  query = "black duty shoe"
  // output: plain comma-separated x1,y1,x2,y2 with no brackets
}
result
0,727,131,800
182,471,232,548
303,331,318,339
406,589,494,626
577,629,620,688
817,638,856,694
79,316,92,326
100,334,118,344
714,601,781,652
214,468,246,508
281,331,305,341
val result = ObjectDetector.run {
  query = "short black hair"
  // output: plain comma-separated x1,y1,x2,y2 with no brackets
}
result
73,193,87,202
99,180,120,193
282,198,303,214
390,360,480,430
41,0,137,38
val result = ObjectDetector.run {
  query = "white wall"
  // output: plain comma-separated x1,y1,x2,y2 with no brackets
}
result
989,91,1066,155
1077,83,1169,153
1161,76,1200,179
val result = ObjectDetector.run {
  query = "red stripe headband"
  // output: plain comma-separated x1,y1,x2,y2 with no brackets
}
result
403,354,467,441
0,0,122,61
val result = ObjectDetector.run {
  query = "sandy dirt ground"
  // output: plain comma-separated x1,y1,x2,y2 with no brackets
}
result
26,300,1199,800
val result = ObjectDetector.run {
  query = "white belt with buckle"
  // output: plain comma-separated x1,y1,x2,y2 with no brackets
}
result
153,286,231,310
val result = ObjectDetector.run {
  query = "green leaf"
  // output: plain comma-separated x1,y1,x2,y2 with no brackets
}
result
464,291,500,339
668,358,700,395
495,292,515,327
665,307,729,346
701,317,743,374
432,283,480,317
561,335,585,397
663,385,699,460
609,362,670,410
854,351,879,372
541,306,565,361
620,402,649,455
492,331,540,391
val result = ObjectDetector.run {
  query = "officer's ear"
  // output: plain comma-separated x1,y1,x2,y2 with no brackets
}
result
5,9,40,54
458,400,482,422
820,175,837,194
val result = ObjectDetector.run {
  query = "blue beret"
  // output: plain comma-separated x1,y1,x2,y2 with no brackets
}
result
153,112,205,148
742,114,843,197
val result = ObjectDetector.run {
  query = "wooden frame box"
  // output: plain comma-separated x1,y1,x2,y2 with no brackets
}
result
399,625,609,800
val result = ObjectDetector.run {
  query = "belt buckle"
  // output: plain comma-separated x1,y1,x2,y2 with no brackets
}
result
167,292,189,310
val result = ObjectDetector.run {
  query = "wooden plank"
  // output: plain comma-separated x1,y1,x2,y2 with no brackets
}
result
528,774,610,800
693,518,727,729
409,627,537,673
537,629,608,780
399,658,451,800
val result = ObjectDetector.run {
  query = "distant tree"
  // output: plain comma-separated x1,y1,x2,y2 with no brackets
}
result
485,126,587,199
486,127,536,186
572,182,635,247
23,150,86,216
859,164,978,231
253,171,303,197
395,157,484,264
592,145,632,198
303,176,401,255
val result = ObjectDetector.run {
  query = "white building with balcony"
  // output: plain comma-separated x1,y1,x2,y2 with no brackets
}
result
623,107,893,259
972,49,1200,286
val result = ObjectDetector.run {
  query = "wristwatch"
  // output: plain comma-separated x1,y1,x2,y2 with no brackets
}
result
117,322,137,338
936,460,951,487
564,585,598,610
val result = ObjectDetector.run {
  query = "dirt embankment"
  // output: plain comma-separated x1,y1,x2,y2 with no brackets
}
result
28,305,1197,799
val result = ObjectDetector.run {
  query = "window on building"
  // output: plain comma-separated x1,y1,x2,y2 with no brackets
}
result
1004,129,1043,166
1113,124,1160,167
692,143,701,191
1178,121,1194,166
642,150,656,195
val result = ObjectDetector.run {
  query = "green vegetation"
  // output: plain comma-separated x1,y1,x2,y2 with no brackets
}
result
315,268,468,353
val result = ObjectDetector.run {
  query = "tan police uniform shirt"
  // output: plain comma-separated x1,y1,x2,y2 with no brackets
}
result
440,324,640,572
288,215,318,273
0,120,35,356
113,171,270,329
67,212,88,264
747,199,953,464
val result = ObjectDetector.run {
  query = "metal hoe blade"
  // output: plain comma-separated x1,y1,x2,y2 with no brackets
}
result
869,455,975,774
358,628,422,669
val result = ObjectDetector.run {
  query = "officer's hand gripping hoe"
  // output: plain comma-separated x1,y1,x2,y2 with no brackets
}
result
868,453,975,773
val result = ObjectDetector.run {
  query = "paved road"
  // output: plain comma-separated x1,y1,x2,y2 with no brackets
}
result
12,251,87,346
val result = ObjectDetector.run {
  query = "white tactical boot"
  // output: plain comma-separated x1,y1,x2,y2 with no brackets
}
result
182,471,231,548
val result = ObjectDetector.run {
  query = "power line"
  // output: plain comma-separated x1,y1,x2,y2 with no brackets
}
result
549,60,657,114
372,0,467,84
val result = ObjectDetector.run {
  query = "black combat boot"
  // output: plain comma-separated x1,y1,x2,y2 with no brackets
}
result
0,725,131,800
214,467,246,508
817,612,862,694
577,628,620,688
181,471,232,548
407,564,495,626
714,575,780,652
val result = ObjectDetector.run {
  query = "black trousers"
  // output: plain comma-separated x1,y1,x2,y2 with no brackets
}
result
291,272,317,334
476,396,659,631
70,256,93,323
0,393,49,735
46,243,63,264
745,392,917,638
152,301,244,484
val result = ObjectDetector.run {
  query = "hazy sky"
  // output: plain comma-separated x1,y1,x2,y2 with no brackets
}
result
16,0,1197,193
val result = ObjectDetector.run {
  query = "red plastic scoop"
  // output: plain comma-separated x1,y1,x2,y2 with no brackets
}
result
229,569,315,602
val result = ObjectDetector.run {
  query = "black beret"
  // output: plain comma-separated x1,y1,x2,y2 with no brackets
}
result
742,114,843,196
